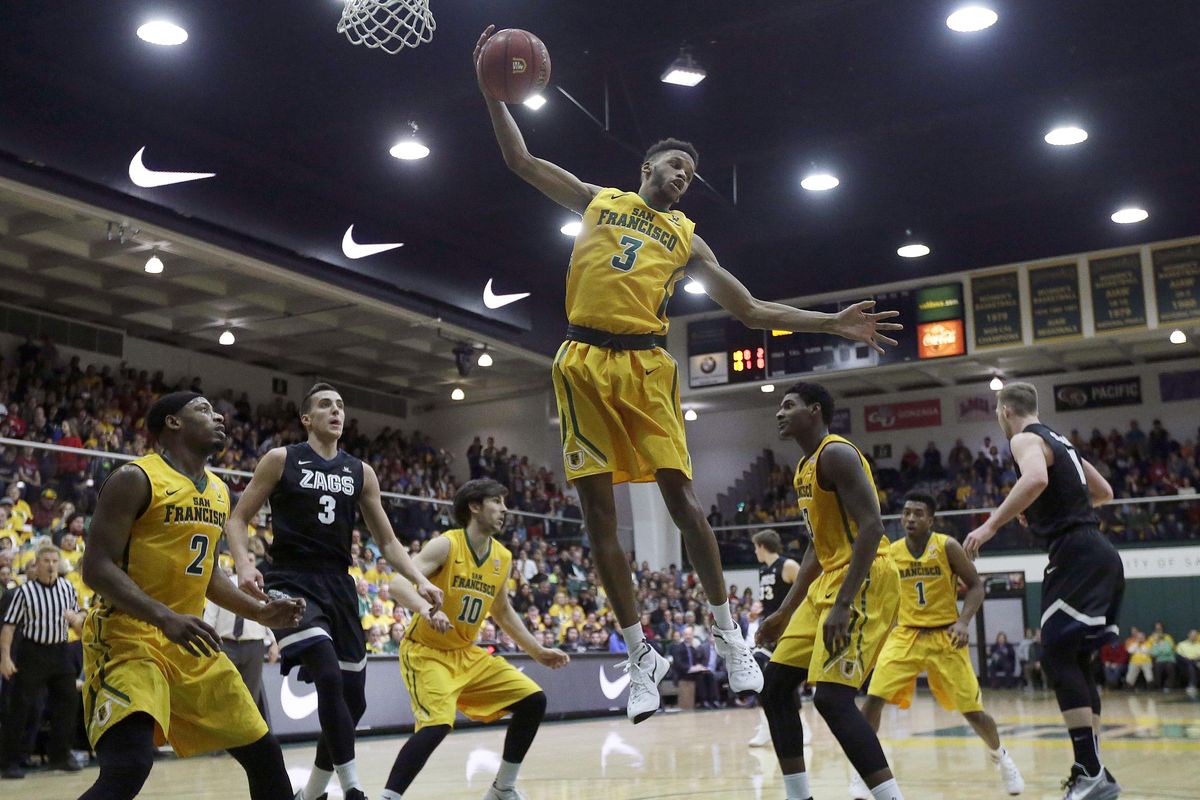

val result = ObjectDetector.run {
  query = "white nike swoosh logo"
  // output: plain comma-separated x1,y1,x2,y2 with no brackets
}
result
298,460,312,465
128,146,216,188
280,673,320,720
483,278,530,309
599,665,632,699
465,747,501,783
341,225,404,259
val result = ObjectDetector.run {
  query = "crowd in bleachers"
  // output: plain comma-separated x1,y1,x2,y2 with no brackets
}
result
717,419,1200,561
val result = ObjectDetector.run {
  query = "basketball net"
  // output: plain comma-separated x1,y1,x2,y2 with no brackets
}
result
337,0,435,54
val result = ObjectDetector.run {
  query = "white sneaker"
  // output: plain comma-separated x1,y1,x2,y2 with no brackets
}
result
748,721,771,747
848,769,871,799
483,784,528,800
711,625,764,693
1061,766,1121,800
623,642,670,724
995,750,1025,795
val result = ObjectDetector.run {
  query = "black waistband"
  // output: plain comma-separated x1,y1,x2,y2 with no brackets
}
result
566,324,667,351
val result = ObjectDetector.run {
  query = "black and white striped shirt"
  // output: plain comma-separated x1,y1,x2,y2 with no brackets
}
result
1,577,79,644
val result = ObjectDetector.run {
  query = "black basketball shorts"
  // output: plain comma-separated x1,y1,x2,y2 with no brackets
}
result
1040,528,1125,651
265,567,367,679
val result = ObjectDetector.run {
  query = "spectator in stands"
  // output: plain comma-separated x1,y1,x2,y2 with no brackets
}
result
30,487,60,534
1126,630,1154,689
562,626,586,653
1178,630,1200,698
671,625,719,709
1021,628,1045,691
1150,632,1177,691
1100,638,1130,690
987,632,1018,688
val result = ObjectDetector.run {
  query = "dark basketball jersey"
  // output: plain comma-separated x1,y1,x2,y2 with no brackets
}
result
1018,422,1097,545
268,442,364,571
758,556,789,617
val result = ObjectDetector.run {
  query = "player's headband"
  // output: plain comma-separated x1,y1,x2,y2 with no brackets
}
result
146,391,203,435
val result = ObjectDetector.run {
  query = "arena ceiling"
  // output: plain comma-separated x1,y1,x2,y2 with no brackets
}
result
1,1,1199,394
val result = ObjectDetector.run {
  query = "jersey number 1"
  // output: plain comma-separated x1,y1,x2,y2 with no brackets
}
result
610,235,643,272
1047,431,1087,485
914,581,927,606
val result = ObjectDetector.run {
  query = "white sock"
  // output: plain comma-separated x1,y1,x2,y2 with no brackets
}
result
303,766,333,800
782,771,810,799
989,745,1005,761
334,759,361,791
870,777,904,799
380,791,403,800
621,622,645,653
494,759,521,790
709,600,735,630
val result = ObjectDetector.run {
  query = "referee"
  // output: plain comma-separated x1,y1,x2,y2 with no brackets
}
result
0,543,85,779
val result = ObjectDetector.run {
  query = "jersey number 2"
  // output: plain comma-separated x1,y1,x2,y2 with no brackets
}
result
610,235,643,272
317,494,336,524
457,595,484,625
185,534,208,576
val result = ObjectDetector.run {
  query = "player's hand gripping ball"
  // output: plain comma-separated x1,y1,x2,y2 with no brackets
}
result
475,25,551,104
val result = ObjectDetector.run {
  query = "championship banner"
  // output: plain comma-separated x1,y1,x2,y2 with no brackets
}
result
1152,243,1200,323
1089,253,1146,333
971,271,1022,348
1029,262,1083,342
864,398,941,432
1053,376,1142,412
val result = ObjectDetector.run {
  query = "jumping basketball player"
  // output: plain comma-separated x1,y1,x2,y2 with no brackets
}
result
965,382,1123,800
756,382,903,800
77,392,305,800
381,479,569,800
748,529,799,748
475,25,902,723
225,383,443,800
848,492,1023,798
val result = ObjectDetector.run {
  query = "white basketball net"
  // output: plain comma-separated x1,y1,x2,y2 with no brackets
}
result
337,0,435,54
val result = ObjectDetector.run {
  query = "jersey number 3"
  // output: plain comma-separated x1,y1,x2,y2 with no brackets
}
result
317,494,336,525
610,235,643,272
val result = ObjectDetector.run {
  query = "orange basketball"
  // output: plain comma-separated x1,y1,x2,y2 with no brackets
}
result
479,28,551,104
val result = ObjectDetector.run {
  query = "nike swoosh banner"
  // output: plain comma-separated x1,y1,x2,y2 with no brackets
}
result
262,652,630,738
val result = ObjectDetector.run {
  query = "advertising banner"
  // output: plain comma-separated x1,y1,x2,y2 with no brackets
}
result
864,398,942,432
1052,377,1142,412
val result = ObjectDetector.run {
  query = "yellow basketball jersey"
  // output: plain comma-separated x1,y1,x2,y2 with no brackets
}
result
565,189,696,335
890,532,960,627
407,529,512,650
793,434,889,572
94,454,229,620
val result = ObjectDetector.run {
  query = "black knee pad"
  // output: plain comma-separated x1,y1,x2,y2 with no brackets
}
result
812,683,857,723
96,752,154,799
512,690,547,719
342,669,368,720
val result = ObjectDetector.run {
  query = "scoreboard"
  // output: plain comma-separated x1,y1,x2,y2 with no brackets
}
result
687,283,965,389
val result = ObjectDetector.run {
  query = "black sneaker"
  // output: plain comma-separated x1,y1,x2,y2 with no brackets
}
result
344,789,368,800
1,766,25,779
49,758,82,772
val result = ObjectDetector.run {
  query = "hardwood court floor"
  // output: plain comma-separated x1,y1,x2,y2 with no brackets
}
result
31,691,1200,799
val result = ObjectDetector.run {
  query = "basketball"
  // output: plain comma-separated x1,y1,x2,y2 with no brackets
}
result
478,28,551,104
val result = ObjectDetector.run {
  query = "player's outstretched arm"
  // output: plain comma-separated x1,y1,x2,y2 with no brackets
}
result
360,464,443,611
686,234,903,354
820,443,888,655
473,26,600,214
205,569,305,629
756,544,820,646
491,585,569,668
944,538,984,647
1081,457,1114,507
964,433,1048,558
80,466,222,657
223,447,286,600
388,536,452,633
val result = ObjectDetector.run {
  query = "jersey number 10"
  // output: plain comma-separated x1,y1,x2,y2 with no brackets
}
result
457,595,484,625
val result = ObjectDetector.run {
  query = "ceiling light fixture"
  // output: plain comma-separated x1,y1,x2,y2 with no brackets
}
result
144,254,164,274
390,120,429,160
946,5,998,32
760,384,775,393
1111,207,1148,224
801,173,839,192
683,280,705,295
898,243,930,258
477,352,493,367
219,330,235,346
989,376,1004,391
684,408,698,422
1044,126,1088,146
661,50,706,87
137,20,188,46
450,387,465,401
523,94,547,110
560,220,582,236
1170,329,1187,345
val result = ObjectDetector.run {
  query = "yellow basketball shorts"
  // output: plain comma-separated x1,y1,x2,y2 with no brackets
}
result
82,612,267,756
771,555,900,688
399,639,541,731
867,625,983,713
552,340,691,484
